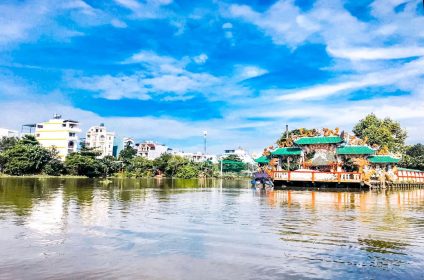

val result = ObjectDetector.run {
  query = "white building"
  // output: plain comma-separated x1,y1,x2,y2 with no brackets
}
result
85,124,115,158
222,148,255,164
173,151,218,164
136,141,170,160
123,137,135,147
0,128,18,138
35,115,81,160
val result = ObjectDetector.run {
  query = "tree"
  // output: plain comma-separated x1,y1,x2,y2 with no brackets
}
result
126,156,153,177
0,136,18,152
152,153,173,174
175,164,200,179
19,135,39,146
165,156,189,177
222,154,242,162
64,153,102,177
118,143,137,165
221,155,246,173
276,128,317,146
43,158,65,176
353,114,407,153
100,155,121,177
0,143,54,175
400,144,424,170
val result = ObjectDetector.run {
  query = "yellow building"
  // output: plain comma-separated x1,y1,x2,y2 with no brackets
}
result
35,115,81,160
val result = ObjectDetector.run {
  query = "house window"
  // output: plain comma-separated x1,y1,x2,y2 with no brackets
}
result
62,123,66,127
69,133,76,137
36,133,40,137
37,125,43,128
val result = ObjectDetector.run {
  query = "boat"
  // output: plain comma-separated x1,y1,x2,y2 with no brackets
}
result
254,128,424,189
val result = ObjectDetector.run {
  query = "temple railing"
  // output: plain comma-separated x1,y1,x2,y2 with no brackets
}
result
272,170,362,183
396,171,424,183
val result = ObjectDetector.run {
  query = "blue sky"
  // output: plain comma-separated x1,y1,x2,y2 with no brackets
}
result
0,0,423,154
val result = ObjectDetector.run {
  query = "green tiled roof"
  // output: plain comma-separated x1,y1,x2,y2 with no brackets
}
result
271,147,302,156
336,145,375,155
397,167,423,172
254,156,269,164
368,155,400,163
294,136,343,145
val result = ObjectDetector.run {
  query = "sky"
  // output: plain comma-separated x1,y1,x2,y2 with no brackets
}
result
0,0,423,155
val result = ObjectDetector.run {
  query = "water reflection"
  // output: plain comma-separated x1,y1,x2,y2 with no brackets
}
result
0,178,423,279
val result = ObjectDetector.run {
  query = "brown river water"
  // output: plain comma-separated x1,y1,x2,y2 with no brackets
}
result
0,178,423,279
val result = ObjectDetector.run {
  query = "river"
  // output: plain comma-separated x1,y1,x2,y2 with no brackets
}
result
0,178,423,279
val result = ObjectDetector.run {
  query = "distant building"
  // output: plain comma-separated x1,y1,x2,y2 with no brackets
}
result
222,148,255,164
85,123,115,158
173,151,218,164
35,114,81,160
123,137,135,147
0,128,18,138
136,141,170,160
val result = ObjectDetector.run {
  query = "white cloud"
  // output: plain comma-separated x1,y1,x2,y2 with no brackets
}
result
236,66,268,80
115,0,142,10
114,0,173,19
71,51,253,101
271,57,424,101
222,22,233,29
193,53,208,64
72,74,150,100
111,19,128,28
229,1,315,48
0,0,129,47
227,0,424,60
328,46,424,60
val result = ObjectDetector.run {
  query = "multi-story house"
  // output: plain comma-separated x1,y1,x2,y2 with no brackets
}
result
172,151,218,163
35,114,81,160
0,128,18,138
222,148,255,164
85,124,115,158
136,141,170,160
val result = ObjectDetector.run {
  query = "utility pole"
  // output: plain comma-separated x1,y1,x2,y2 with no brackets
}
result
220,156,223,177
203,130,207,155
286,124,290,170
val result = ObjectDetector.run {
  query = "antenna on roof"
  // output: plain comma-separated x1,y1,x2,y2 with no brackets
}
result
53,114,62,119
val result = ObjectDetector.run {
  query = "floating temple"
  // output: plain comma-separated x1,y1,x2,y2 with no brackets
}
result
255,129,424,188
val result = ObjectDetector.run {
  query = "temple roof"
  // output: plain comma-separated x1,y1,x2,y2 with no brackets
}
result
368,155,400,163
254,156,269,164
397,167,423,172
336,145,375,155
271,147,302,156
294,136,343,145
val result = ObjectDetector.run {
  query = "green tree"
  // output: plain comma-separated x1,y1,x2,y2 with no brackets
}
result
43,158,65,176
276,128,317,146
64,153,102,178
118,143,137,165
165,156,189,177
0,136,18,152
221,155,246,173
0,143,54,175
152,153,173,174
19,135,39,146
400,144,424,170
353,114,407,153
99,155,121,177
222,154,242,162
175,164,200,179
126,156,153,177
